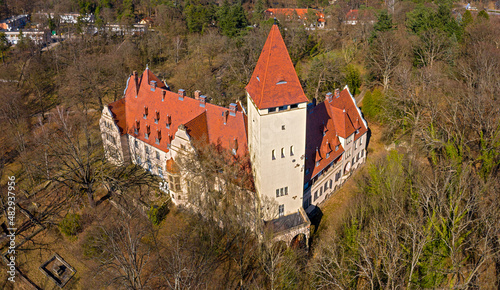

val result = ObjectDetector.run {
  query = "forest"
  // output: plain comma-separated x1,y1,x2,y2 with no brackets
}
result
0,0,499,288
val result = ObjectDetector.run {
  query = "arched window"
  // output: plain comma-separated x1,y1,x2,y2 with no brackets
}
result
290,145,294,156
272,150,276,160
281,148,285,158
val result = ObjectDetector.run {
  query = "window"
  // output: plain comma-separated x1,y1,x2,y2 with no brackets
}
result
329,179,333,189
158,166,163,178
147,160,152,172
316,161,320,167
282,125,285,130
134,128,139,135
335,145,339,151
355,141,358,149
156,151,160,160
361,149,364,157
268,107,276,113
276,189,279,198
279,205,284,217
272,150,276,160
280,188,284,196
135,140,138,148
281,148,285,158
320,187,323,196
155,138,160,145
137,156,141,165
290,146,294,156
324,183,328,192
279,105,287,111
290,104,298,109
145,146,149,154
314,191,318,201
326,152,330,158
284,186,288,195
145,132,149,139
360,138,363,146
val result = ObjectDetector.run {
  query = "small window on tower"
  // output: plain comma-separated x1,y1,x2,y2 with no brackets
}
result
272,150,276,160
282,125,285,130
281,148,285,158
290,146,294,156
290,104,298,109
268,107,276,113
276,189,279,198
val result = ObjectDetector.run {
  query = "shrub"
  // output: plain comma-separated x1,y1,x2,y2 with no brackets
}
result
362,88,383,121
59,213,82,237
148,202,169,225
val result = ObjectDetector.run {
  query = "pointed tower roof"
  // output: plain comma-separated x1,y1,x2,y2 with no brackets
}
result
246,25,308,110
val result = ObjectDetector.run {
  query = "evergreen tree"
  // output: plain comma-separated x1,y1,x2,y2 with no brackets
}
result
461,10,473,27
0,32,9,64
373,10,393,33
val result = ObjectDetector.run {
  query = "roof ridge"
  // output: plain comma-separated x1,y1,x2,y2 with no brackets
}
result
259,25,276,107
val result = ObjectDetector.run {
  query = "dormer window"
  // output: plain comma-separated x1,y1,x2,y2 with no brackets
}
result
155,111,160,124
150,80,157,91
145,125,150,139
335,145,339,151
276,80,287,85
143,106,148,119
326,152,330,158
166,115,171,129
316,161,320,167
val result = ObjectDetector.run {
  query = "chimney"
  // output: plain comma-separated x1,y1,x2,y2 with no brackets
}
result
150,80,157,91
335,88,340,98
199,95,206,107
178,89,185,101
161,90,166,101
133,71,139,95
229,103,237,116
326,92,333,102
194,90,201,100
222,111,229,125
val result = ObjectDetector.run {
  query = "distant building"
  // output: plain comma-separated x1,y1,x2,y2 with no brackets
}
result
3,30,51,45
345,9,375,25
265,8,326,28
0,15,28,31
36,13,94,24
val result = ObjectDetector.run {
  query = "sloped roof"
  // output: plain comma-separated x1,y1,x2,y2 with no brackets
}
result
305,87,368,182
246,25,308,110
109,68,248,158
265,8,325,21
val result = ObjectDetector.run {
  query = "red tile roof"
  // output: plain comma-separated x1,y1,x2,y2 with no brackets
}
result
305,87,367,181
246,25,309,110
109,68,248,158
265,8,325,21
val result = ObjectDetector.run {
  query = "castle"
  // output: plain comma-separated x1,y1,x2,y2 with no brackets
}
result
100,24,368,241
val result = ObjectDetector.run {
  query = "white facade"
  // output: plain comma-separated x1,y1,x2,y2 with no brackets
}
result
247,93,308,218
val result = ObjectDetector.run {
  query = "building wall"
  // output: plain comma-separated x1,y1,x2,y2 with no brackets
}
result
303,131,367,213
247,93,308,218
100,107,125,165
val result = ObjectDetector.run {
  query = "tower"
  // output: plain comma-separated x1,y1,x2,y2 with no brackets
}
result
246,24,309,218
